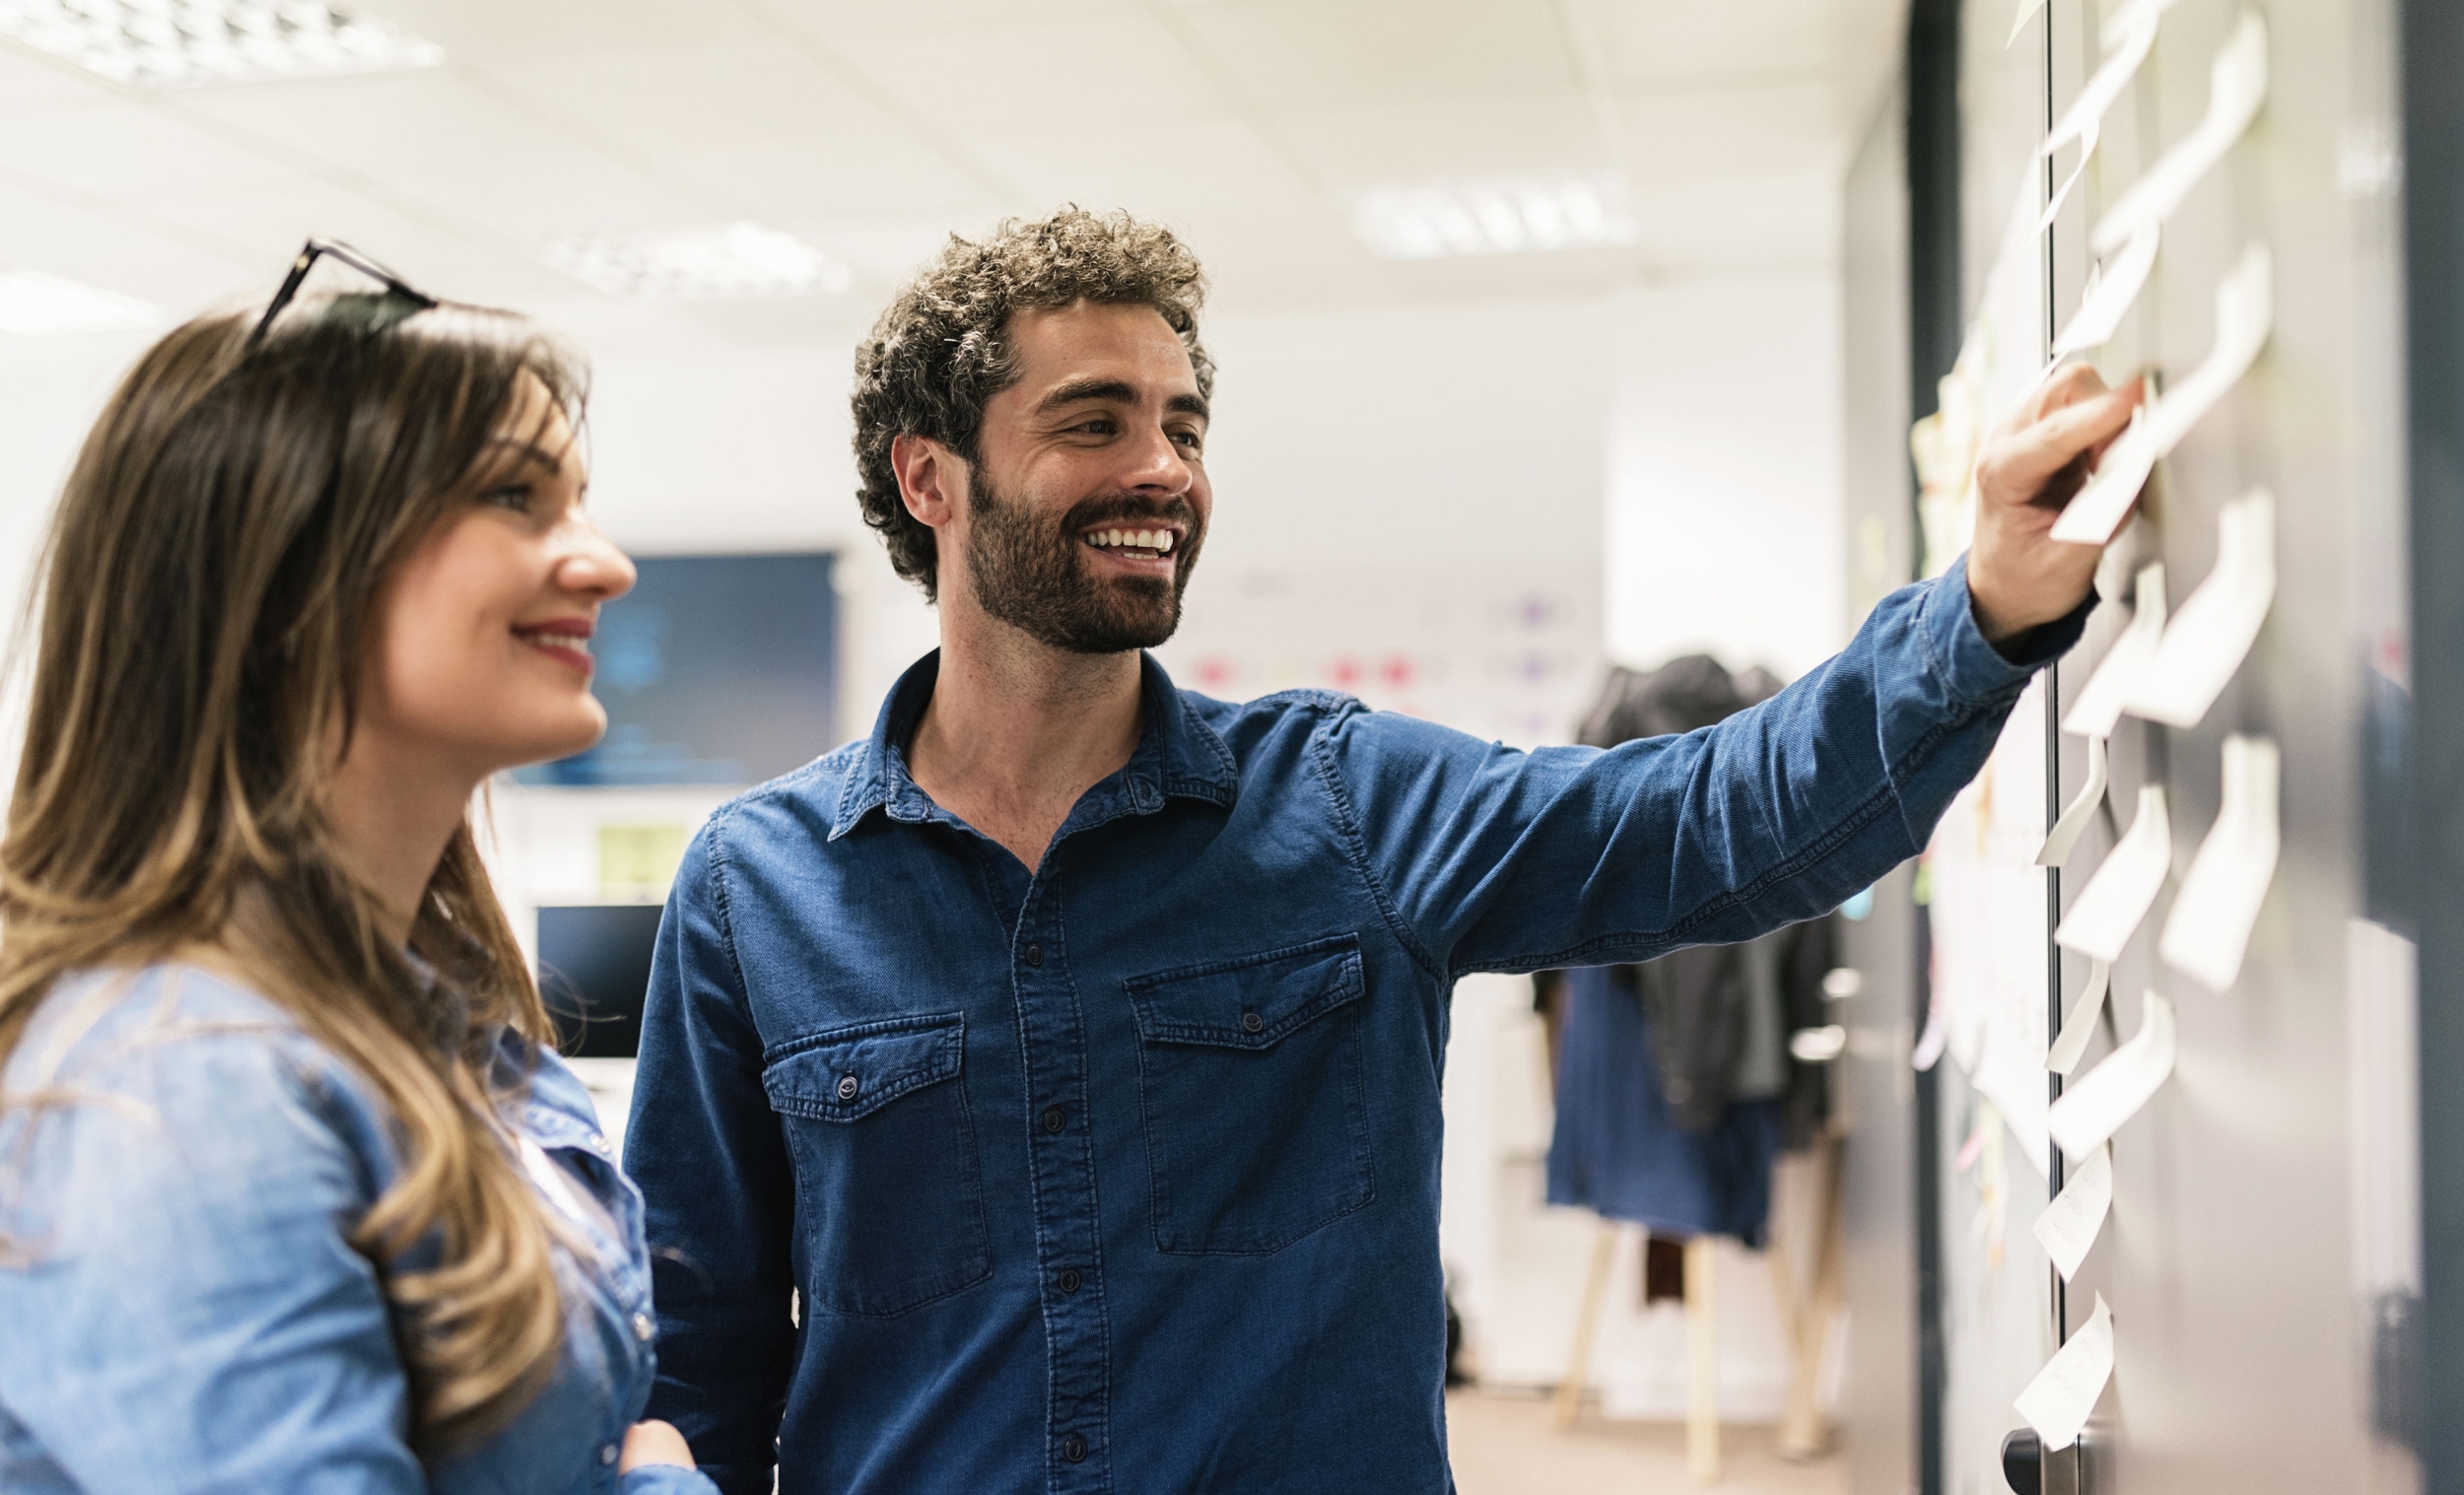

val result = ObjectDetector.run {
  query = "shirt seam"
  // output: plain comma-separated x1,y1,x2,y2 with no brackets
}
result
1304,710,1449,985
1458,698,1989,978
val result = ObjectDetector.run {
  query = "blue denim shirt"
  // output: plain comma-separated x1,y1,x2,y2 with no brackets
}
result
0,965,716,1495
628,560,2085,1495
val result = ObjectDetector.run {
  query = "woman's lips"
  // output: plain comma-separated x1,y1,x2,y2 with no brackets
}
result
514,624,593,673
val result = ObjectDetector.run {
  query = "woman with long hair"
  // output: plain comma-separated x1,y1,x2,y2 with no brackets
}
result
0,243,716,1492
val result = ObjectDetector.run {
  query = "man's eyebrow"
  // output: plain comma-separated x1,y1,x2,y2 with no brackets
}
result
1166,392,1210,422
1036,377,1141,412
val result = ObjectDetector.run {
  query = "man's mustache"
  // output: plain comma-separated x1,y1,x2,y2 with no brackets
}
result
1061,495,1200,533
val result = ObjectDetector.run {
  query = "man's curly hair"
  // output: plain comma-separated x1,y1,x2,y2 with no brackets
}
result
850,208,1214,599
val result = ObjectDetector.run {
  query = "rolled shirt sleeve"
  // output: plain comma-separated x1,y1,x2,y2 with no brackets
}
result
1323,558,2089,979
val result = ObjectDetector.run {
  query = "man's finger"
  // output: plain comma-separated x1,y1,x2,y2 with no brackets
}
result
1987,393,2141,494
2008,362,2112,433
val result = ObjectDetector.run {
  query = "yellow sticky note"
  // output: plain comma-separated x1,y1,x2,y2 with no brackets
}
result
598,825,690,896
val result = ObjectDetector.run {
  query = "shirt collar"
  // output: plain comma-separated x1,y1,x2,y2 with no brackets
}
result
831,648,1239,842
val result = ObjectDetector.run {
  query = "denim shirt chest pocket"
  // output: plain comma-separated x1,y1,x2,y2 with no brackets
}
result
1124,933,1375,1255
761,1013,990,1317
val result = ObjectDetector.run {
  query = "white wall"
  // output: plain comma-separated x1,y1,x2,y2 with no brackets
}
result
1156,298,1609,744
1604,270,1847,680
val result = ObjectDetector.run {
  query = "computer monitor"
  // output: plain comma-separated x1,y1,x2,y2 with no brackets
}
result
537,904,665,1059
512,552,839,787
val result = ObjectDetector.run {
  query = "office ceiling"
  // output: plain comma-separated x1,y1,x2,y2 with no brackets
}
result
0,0,1906,352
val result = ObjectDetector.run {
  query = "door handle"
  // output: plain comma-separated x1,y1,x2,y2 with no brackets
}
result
2001,1428,2086,1495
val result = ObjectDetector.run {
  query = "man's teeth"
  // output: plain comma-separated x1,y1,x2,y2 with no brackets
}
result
1088,527,1174,554
530,634,590,653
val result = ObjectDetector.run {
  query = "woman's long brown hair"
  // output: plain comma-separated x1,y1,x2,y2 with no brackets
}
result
0,296,585,1452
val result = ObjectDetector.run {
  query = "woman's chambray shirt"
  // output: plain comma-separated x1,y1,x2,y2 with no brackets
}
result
0,965,716,1495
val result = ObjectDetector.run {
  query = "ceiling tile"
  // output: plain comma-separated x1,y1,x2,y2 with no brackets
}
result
824,11,1237,135
1279,96,1605,189
1175,0,1579,112
0,43,118,117
965,117,1314,221
8,102,320,202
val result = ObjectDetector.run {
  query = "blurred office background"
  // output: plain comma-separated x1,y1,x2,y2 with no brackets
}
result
4,1,2439,1492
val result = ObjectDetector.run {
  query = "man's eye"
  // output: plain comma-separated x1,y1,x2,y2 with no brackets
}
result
479,483,534,511
1074,419,1117,436
1173,431,1203,450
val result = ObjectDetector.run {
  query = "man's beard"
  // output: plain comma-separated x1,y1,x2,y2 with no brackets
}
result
963,476,1203,654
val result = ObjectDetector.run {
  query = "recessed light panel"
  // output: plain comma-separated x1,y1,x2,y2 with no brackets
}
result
1354,173,1641,260
0,0,445,90
0,270,164,336
543,224,853,300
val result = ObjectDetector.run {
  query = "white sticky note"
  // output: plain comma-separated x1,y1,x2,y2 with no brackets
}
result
2125,490,2276,728
2159,735,2281,991
2047,957,2111,1076
2015,1294,2116,1450
2048,989,2177,1160
2038,733,2110,868
2055,785,2171,964
2063,564,2169,740
2037,4,2161,230
2050,244,2275,546
2054,224,2161,359
2092,12,2270,253
1912,994,1950,1072
2033,1142,2114,1281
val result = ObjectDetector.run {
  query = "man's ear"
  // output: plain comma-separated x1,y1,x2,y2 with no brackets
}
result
891,434,965,531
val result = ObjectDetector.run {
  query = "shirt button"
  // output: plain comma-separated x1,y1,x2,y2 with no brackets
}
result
632,1311,654,1342
1058,1266,1082,1294
1241,1009,1265,1035
837,1074,860,1102
1024,943,1044,967
600,1444,619,1465
1042,1106,1066,1133
590,1135,610,1155
1062,1433,1089,1462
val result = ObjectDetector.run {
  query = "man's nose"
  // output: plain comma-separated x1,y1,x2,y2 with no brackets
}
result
1118,422,1193,491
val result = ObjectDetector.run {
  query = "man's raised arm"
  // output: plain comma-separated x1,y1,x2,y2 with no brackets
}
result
1320,365,2142,980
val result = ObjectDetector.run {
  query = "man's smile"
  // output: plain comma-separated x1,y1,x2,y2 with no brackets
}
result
1080,522,1180,569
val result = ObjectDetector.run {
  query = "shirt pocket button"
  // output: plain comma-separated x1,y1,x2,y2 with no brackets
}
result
632,1312,654,1342
837,1074,860,1102
1240,1009,1265,1035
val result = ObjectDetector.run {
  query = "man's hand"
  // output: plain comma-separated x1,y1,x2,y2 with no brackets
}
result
620,1420,697,1473
1965,365,2147,644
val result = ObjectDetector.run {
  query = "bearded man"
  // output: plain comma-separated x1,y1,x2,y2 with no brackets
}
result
627,209,2139,1495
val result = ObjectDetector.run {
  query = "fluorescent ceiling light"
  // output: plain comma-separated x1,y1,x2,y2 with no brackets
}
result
0,269,164,336
1354,173,1641,260
543,224,853,300
0,1,444,91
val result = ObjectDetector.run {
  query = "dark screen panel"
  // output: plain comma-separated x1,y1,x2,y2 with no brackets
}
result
537,904,664,1059
515,552,838,786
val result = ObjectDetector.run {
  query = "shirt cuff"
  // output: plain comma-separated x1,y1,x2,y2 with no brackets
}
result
1921,553,2097,704
619,1463,723,1495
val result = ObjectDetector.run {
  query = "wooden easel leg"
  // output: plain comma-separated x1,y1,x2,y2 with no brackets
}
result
1685,1234,1719,1484
1552,1221,1618,1431
1779,1133,1846,1460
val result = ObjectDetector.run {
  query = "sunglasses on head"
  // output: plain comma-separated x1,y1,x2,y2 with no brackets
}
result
246,238,439,350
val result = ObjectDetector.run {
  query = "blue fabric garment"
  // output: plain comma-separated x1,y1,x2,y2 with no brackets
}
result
0,965,716,1495
1544,963,1786,1247
626,558,2087,1495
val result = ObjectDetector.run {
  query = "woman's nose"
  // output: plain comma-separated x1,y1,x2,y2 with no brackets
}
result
558,525,637,601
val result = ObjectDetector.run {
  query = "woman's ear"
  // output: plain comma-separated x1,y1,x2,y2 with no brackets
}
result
890,434,964,532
